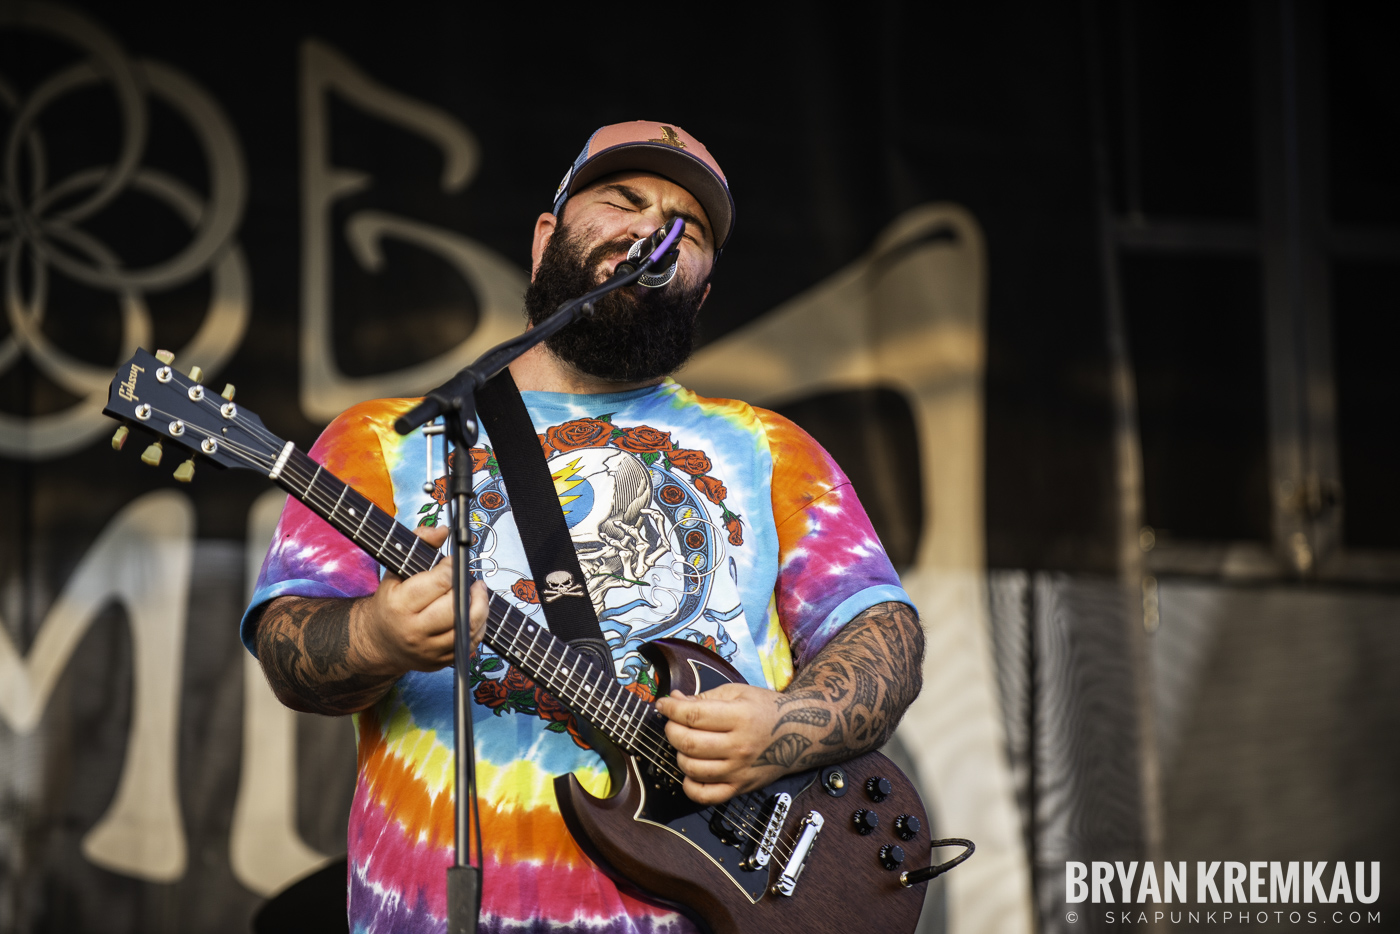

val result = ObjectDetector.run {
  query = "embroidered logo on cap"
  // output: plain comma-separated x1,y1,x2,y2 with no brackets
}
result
554,165,574,202
647,126,686,149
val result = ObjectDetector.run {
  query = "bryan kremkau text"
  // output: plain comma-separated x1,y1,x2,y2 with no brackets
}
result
1065,862,1380,905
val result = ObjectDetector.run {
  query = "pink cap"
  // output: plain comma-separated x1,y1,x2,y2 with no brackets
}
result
552,121,734,252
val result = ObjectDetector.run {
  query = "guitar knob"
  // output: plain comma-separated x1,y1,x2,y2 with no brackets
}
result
879,844,906,871
221,383,236,401
852,809,879,835
895,814,921,840
188,365,204,383
865,776,892,802
173,459,196,483
112,426,130,451
155,349,175,365
141,442,164,466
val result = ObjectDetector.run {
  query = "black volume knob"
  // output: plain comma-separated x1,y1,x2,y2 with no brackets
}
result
895,814,921,840
852,808,879,835
865,776,893,802
879,844,906,870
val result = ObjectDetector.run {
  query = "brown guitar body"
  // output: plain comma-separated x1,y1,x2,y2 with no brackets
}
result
555,638,929,934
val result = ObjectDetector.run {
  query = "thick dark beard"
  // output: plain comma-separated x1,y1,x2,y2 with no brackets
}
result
523,222,709,383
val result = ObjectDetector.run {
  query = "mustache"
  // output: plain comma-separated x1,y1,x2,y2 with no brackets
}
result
584,237,636,272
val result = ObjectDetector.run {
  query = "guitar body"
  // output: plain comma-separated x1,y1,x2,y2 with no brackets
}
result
556,638,929,934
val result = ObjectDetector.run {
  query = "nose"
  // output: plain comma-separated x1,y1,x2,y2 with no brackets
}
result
625,209,671,242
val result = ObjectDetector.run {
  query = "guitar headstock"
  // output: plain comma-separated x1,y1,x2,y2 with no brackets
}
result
103,348,286,481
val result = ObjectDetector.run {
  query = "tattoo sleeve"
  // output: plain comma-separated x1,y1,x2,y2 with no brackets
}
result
757,601,924,772
254,596,396,716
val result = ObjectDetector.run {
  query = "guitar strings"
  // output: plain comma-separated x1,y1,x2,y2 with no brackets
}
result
163,380,795,859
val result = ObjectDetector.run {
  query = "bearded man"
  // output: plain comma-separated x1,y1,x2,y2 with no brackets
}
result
242,121,925,934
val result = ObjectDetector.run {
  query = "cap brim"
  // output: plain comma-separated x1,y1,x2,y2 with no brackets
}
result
568,142,734,251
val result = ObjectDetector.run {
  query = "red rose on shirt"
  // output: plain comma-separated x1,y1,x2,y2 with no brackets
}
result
474,678,508,710
504,666,535,693
725,515,744,546
693,474,728,505
547,418,612,452
614,425,673,453
666,448,712,475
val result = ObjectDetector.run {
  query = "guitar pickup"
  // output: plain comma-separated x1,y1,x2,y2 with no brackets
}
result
772,810,824,896
740,792,791,871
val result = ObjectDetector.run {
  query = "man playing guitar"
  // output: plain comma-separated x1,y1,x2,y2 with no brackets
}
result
241,121,926,934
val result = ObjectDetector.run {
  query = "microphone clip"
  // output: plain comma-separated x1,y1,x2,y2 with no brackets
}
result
614,219,682,288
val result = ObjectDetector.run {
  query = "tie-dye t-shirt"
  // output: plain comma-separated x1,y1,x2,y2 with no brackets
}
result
242,378,911,934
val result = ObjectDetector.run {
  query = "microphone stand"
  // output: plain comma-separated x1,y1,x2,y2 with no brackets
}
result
393,220,685,934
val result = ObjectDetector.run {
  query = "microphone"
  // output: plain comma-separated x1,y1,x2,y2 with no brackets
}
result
614,218,684,288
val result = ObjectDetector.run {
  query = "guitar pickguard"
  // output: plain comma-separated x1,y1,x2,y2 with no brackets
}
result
631,759,817,904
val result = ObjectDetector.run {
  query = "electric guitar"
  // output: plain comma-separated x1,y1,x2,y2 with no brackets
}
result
104,349,959,934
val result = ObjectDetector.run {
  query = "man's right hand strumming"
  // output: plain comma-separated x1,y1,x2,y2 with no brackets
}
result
253,525,488,716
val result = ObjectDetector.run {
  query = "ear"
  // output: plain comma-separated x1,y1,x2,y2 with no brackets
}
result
530,212,558,281
696,282,711,311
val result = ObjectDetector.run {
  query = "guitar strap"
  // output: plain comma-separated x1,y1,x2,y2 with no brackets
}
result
474,369,612,673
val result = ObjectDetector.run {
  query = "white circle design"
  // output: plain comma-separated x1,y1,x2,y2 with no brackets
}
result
0,5,249,458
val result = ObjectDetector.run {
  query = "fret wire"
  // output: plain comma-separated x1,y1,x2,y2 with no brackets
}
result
398,533,417,576
352,500,372,541
329,481,349,522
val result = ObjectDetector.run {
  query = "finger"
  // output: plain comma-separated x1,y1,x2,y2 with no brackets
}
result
665,721,746,761
656,692,739,732
681,776,740,806
414,525,450,548
393,558,456,614
469,580,489,652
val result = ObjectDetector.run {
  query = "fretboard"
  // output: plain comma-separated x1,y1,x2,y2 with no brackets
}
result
269,444,666,753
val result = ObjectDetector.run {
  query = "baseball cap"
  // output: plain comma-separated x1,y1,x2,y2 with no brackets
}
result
551,121,734,253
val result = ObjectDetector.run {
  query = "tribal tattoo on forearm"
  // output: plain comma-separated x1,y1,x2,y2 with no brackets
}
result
754,601,924,771
255,596,396,716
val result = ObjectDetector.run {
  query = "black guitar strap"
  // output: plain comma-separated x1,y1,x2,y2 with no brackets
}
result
474,369,611,673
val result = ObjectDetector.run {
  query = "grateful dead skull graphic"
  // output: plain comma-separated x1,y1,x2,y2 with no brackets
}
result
427,415,749,712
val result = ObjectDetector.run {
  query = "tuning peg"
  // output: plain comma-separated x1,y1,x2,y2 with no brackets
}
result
155,349,175,365
188,365,204,383
141,441,164,466
221,383,236,401
112,425,130,450
173,459,195,483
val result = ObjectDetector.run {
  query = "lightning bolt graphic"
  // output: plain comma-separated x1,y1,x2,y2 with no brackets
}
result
552,457,586,518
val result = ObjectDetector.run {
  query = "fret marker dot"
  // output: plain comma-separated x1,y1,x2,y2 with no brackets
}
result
348,508,357,516
395,543,403,551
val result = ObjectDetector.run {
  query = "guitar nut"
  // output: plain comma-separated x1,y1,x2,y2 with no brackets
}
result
169,420,185,436
188,385,205,401
221,403,237,419
202,438,218,454
135,404,151,420
156,366,172,383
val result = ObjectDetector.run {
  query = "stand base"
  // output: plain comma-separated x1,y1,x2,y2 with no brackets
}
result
447,865,482,934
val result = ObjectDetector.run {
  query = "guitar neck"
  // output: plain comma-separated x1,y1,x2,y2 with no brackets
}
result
270,444,658,751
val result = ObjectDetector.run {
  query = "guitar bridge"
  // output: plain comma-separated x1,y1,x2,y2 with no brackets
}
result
740,792,791,871
772,810,824,896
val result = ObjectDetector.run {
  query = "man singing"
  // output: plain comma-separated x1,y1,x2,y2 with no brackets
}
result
242,121,924,934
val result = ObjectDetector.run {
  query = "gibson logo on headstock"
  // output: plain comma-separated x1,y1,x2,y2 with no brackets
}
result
118,364,144,402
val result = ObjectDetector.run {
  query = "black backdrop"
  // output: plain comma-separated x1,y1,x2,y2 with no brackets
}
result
0,2,1126,931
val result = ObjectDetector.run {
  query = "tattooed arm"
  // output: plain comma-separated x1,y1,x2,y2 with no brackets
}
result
655,600,924,805
253,527,488,716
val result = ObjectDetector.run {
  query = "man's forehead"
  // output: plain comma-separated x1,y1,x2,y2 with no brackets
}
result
569,171,712,235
